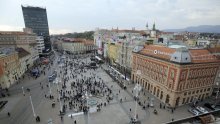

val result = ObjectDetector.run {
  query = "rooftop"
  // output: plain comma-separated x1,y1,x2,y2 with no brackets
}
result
111,29,147,35
16,48,30,58
84,40,94,45
21,5,46,9
0,47,16,57
137,44,220,64
63,38,94,45
0,31,33,36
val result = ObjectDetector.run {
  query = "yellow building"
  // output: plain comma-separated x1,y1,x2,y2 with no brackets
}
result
186,39,197,47
107,43,119,65
0,47,20,89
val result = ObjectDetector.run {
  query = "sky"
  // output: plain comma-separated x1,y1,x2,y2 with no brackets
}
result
0,0,220,34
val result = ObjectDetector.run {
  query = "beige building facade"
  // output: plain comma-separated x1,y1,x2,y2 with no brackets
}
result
62,38,95,54
16,48,32,78
0,30,39,66
131,44,220,107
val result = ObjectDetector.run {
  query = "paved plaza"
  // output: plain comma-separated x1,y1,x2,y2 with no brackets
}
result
0,52,217,124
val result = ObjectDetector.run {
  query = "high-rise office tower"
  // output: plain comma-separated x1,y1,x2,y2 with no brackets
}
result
22,5,51,53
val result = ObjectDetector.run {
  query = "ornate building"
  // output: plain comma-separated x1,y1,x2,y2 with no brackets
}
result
131,44,220,107
0,30,39,63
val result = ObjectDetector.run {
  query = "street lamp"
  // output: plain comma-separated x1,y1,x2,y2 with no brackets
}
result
215,82,219,106
22,86,25,96
49,81,52,97
57,78,63,113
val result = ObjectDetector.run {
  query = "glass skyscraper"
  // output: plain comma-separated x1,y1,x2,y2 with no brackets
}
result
22,5,51,52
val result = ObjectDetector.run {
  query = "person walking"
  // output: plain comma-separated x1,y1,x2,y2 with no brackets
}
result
7,112,10,117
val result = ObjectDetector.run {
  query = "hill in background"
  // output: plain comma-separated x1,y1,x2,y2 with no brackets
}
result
163,25,220,33
52,31,94,40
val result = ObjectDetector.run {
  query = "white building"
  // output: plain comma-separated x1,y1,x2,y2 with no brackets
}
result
62,38,95,54
36,36,45,54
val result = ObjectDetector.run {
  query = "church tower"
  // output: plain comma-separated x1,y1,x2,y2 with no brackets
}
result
146,22,149,30
152,22,156,31
150,22,156,38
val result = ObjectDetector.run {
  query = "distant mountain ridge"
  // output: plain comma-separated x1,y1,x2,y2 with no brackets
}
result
163,25,220,33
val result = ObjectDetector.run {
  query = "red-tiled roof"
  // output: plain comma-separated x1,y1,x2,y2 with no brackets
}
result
138,45,220,63
111,29,146,34
139,45,175,61
63,38,94,45
208,47,220,53
84,40,94,45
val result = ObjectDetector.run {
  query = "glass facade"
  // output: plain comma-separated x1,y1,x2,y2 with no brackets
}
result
22,5,51,52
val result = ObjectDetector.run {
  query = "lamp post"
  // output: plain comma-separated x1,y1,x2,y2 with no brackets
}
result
215,82,219,106
22,86,25,96
48,69,53,98
49,81,52,97
57,78,62,113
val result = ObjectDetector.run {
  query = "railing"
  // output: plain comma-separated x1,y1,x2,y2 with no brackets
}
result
165,109,220,124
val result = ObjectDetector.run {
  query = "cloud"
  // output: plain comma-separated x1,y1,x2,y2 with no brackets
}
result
0,25,23,31
49,29,74,34
0,0,220,32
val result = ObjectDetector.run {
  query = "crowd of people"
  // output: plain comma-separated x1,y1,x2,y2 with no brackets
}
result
55,52,115,122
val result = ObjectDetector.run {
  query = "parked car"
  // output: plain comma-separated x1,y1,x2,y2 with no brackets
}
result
196,106,209,114
188,108,200,116
204,103,215,110
150,98,154,107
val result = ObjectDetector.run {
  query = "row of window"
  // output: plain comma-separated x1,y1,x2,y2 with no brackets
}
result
178,77,214,90
182,93,209,104
183,88,211,96
0,37,36,41
188,68,217,79
0,54,17,67
0,37,15,41
134,57,169,76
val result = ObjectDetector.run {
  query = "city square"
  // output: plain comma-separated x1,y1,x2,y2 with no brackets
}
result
0,51,219,124
1,1,220,124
